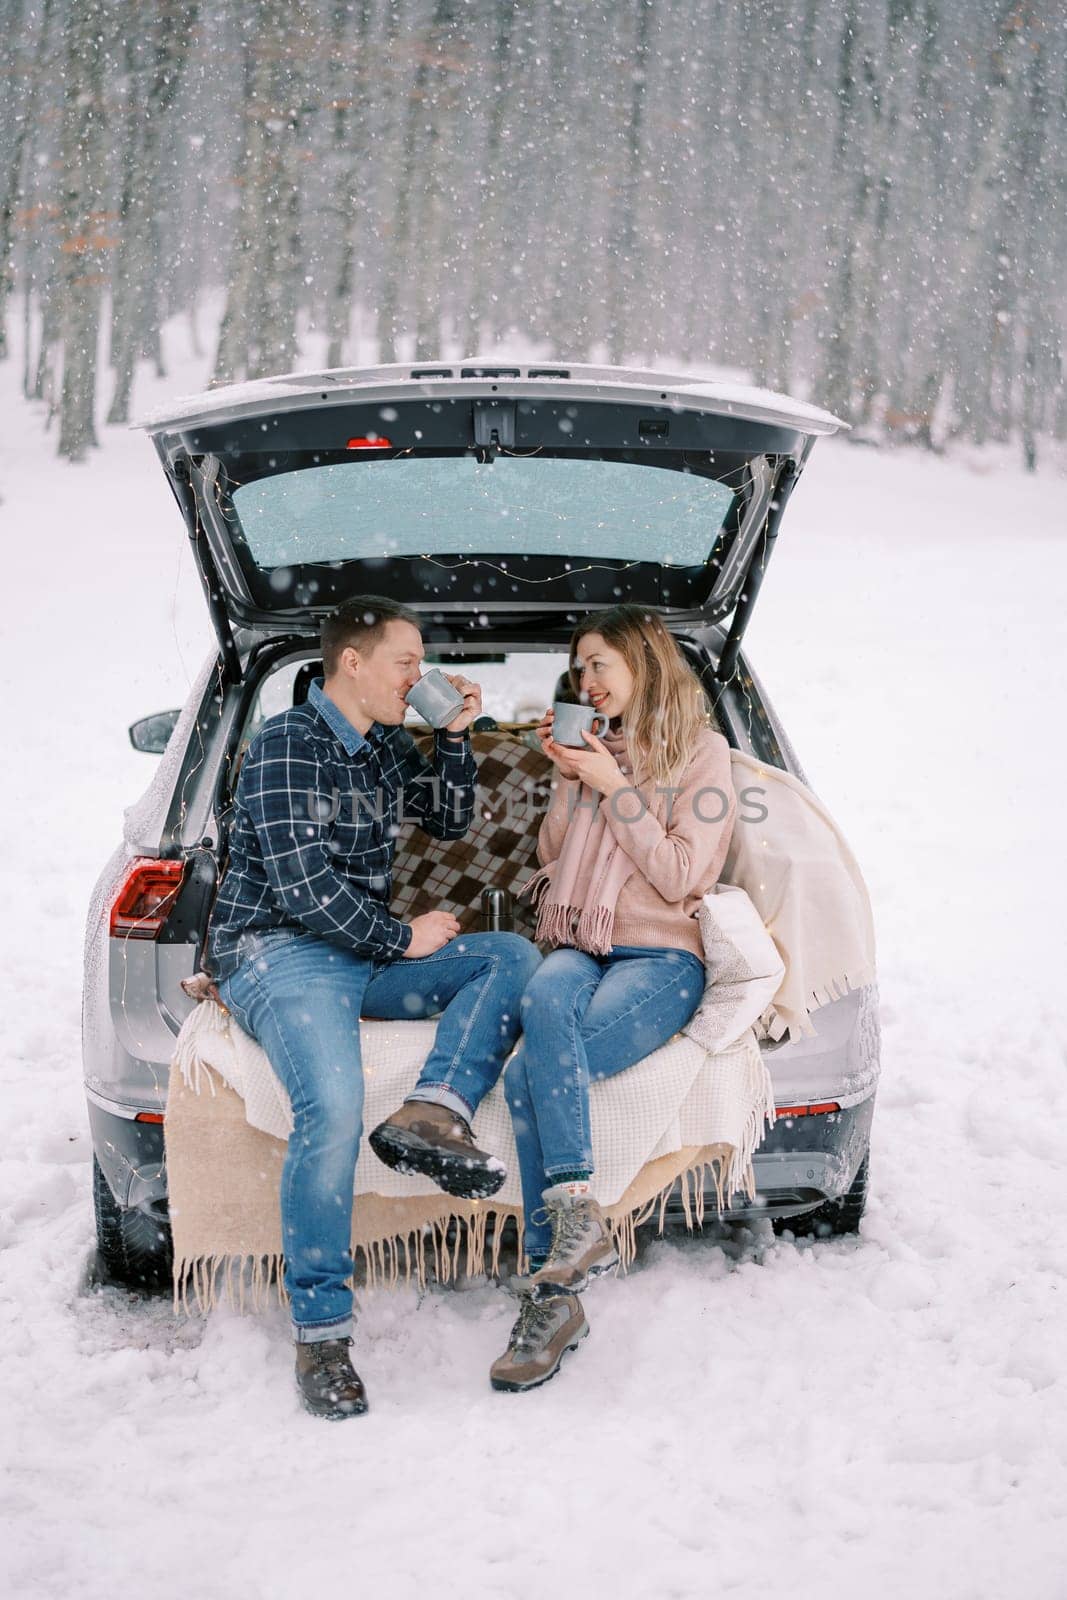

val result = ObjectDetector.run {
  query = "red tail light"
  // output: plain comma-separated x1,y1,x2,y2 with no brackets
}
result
775,1101,841,1117
346,435,392,450
135,1112,165,1124
109,858,185,940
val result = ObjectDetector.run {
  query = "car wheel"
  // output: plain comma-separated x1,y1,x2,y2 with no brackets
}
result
772,1151,869,1240
92,1156,174,1291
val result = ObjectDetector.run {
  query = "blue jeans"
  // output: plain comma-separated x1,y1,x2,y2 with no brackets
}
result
218,928,542,1342
505,944,706,1264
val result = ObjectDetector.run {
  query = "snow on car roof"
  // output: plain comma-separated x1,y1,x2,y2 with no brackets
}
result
135,361,849,437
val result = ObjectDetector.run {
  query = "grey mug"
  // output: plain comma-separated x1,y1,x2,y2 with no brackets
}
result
405,668,467,729
551,700,610,747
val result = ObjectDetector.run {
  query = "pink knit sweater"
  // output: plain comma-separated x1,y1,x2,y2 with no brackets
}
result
536,727,737,959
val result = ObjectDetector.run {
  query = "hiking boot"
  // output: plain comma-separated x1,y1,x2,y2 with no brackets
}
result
294,1337,368,1420
489,1289,588,1392
529,1181,619,1299
369,1099,506,1200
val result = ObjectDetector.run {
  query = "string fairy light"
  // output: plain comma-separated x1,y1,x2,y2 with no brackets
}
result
415,553,646,584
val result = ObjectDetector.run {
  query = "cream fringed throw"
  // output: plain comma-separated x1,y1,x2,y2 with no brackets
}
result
722,750,877,1042
167,1008,772,1315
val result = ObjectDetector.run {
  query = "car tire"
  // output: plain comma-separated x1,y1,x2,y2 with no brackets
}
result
772,1151,869,1240
92,1156,174,1291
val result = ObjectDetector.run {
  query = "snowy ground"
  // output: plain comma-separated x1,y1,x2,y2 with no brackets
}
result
1,323,1065,1600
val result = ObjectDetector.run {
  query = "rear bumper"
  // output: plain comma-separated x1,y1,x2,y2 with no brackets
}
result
85,1090,874,1224
86,1099,874,1259
85,976,879,1225
86,1098,168,1215
743,1092,875,1218
717,982,881,1221
661,1093,876,1224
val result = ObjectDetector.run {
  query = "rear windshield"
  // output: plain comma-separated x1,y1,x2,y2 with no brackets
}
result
230,456,737,568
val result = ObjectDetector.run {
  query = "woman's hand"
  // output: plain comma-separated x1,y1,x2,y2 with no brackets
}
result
535,708,583,780
563,728,629,798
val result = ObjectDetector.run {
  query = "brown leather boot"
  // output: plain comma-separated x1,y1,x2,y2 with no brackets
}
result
294,1338,368,1420
369,1099,507,1199
529,1182,620,1299
490,1288,589,1392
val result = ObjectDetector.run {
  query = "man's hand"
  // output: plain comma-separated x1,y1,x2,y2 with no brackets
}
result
442,674,482,735
535,708,583,780
403,909,461,958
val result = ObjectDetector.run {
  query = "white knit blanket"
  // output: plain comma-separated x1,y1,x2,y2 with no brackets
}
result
173,999,774,1212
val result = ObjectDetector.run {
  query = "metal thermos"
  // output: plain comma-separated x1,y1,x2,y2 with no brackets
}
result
480,887,513,932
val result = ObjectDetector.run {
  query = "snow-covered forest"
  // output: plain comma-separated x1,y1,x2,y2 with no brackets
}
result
1,0,1065,460
2,4,1066,1596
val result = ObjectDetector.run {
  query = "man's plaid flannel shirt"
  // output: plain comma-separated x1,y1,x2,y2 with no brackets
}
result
206,678,477,983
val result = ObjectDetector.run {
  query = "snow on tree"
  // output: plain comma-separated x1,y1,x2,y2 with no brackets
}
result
0,0,1063,463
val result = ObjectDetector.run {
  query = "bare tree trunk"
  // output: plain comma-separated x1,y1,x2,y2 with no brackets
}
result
818,0,875,421
746,0,799,391
376,0,457,364
886,0,948,446
213,29,260,385
214,0,309,385
29,275,60,405
604,0,653,366
542,5,601,362
413,1,464,359
107,2,197,422
57,0,110,461
322,0,373,370
949,1,1029,445
1015,29,1054,470
460,0,517,355
5,0,56,375
0,0,30,361
850,0,915,428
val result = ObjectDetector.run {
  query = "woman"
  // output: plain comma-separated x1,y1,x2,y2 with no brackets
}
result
490,605,737,1392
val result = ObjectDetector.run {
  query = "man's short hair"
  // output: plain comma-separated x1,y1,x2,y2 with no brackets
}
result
321,596,422,677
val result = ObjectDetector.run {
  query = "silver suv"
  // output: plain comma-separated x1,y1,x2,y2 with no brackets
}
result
83,362,880,1289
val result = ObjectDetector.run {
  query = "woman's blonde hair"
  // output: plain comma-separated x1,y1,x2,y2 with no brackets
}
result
567,605,713,787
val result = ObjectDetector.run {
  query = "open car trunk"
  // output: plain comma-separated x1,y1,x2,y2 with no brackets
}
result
140,362,845,679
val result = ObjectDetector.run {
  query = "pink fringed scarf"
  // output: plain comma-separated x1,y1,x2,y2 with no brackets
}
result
522,726,639,955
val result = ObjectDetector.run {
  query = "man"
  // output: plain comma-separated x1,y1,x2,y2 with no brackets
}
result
206,596,541,1419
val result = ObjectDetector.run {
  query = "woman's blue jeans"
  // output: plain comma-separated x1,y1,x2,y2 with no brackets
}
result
506,944,706,1264
218,928,541,1342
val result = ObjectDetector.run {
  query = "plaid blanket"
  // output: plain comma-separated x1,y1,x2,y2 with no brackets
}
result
389,726,549,937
